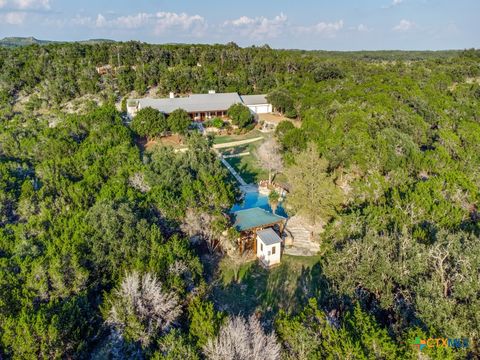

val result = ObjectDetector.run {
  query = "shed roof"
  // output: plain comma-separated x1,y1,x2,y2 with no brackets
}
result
232,207,286,232
241,94,269,105
133,92,243,114
257,228,282,246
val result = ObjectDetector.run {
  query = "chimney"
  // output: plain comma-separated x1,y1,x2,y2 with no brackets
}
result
208,90,216,94
169,92,175,99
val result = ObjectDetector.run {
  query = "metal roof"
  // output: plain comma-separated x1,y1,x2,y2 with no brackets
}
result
240,94,269,105
257,228,282,246
232,207,286,232
133,92,243,114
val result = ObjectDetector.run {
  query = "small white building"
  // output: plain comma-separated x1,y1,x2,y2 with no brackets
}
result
256,228,282,268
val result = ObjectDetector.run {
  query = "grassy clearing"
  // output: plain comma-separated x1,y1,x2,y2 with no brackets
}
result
211,254,324,320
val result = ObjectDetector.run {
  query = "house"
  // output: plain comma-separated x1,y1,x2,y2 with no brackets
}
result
127,91,272,120
256,228,282,268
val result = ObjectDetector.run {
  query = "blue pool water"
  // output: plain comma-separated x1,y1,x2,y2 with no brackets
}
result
231,191,288,218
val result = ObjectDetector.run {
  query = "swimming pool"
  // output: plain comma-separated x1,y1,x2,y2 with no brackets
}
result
231,190,288,218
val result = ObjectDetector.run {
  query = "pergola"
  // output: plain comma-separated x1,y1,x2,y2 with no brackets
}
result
231,207,286,253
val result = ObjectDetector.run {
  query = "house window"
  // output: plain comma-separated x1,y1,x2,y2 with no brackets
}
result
272,246,276,255
260,243,263,251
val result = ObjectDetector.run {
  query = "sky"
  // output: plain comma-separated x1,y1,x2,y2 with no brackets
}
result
0,0,478,50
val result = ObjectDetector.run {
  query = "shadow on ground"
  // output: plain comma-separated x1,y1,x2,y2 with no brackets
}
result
209,255,332,324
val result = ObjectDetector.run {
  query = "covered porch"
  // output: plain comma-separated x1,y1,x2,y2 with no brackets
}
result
190,110,227,121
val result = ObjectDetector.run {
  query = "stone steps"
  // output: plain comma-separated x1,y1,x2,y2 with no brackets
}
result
284,247,317,256
283,215,321,256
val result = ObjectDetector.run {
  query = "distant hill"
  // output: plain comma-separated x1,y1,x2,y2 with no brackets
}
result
0,36,115,48
0,36,53,47
78,38,116,45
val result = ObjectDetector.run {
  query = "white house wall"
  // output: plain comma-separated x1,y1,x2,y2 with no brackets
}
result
127,105,139,119
256,237,281,267
247,104,272,114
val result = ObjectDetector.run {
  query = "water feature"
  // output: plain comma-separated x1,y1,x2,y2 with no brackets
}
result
231,189,288,218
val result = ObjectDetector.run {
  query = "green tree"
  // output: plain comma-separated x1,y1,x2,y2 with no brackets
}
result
167,108,192,135
188,297,224,348
285,144,343,224
153,330,200,360
227,103,254,128
313,63,345,82
268,190,280,214
267,89,297,118
276,299,403,360
275,120,295,141
117,66,135,94
131,107,168,137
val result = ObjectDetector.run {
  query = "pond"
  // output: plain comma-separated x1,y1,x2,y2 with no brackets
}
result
231,190,288,218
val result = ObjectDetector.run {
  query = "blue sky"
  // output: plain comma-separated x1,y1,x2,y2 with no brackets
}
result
0,0,478,50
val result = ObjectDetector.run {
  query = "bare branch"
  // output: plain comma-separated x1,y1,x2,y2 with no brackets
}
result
106,271,182,347
204,315,281,360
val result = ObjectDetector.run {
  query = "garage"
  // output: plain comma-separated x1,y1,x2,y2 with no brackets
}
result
247,104,273,114
241,94,273,114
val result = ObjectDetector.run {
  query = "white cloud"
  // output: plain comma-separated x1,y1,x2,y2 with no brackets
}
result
15,0,49,9
382,0,404,9
92,11,206,37
115,13,154,29
154,12,206,35
393,19,415,32
357,24,372,32
0,0,49,9
223,13,288,40
71,15,93,26
95,14,107,27
0,11,26,24
296,20,344,38
0,0,49,25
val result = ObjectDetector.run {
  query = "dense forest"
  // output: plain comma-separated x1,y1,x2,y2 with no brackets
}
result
0,42,479,359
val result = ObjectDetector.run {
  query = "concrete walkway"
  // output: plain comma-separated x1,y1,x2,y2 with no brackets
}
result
213,137,263,149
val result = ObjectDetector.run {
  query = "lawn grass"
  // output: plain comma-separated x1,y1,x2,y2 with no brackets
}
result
211,254,325,321
221,135,268,184
213,129,264,145
225,153,268,184
221,134,287,185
